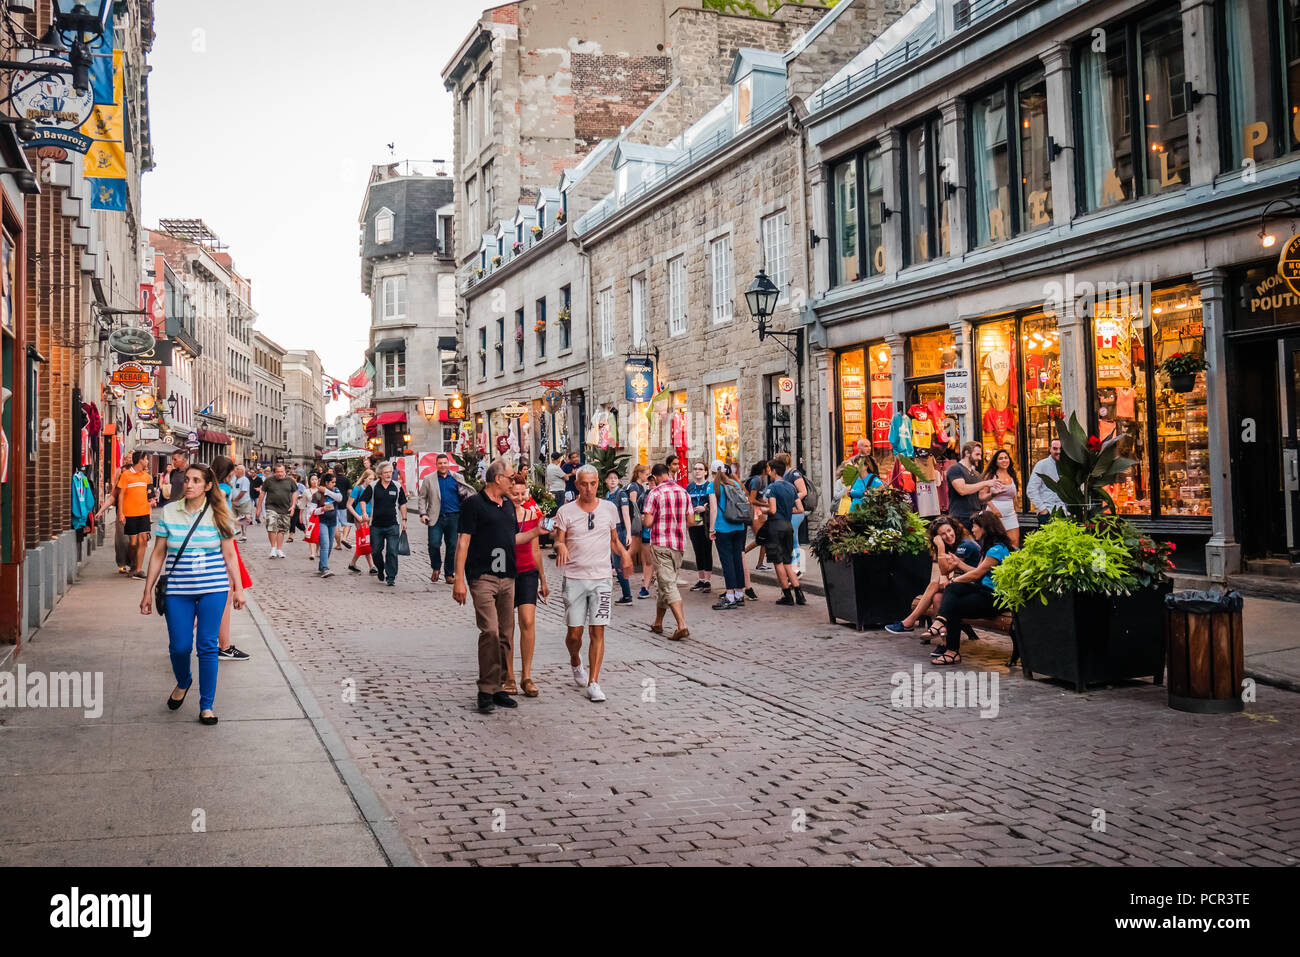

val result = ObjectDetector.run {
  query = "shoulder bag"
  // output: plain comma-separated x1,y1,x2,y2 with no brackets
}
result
154,503,209,617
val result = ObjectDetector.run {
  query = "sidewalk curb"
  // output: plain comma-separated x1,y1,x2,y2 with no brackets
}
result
1246,667,1300,696
244,595,417,868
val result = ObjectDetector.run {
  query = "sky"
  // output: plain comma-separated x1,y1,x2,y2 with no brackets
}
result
141,0,487,418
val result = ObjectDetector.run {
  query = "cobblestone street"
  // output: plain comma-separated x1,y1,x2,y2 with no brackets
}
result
246,535,1300,866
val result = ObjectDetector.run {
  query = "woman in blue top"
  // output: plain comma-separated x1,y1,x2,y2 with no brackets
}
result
140,463,245,725
926,509,1014,665
346,468,376,575
685,461,714,593
707,461,749,610
845,454,885,507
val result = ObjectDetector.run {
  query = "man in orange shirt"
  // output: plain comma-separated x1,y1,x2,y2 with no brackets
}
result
97,450,157,578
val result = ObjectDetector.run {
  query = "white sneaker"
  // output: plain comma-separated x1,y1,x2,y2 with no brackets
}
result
276,549,285,558
586,682,606,702
572,664,589,688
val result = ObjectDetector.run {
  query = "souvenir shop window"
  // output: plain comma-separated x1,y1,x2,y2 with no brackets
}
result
665,391,688,457
1151,283,1210,516
837,347,867,460
1092,291,1151,514
711,383,740,472
1019,311,1062,478
836,344,894,470
974,318,1020,471
1219,0,1300,169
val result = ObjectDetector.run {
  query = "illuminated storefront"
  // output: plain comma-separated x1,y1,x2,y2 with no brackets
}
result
835,342,894,472
711,383,740,472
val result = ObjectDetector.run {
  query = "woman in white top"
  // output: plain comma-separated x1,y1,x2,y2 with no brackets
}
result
980,448,1021,547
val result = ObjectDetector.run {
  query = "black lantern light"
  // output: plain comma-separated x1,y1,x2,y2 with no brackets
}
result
166,391,178,416
744,269,780,329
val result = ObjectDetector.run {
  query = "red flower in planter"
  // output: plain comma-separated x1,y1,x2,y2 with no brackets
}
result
1167,541,1176,552
1086,436,1102,452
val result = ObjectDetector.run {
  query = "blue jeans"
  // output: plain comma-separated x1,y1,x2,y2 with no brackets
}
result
611,529,631,599
318,519,336,571
164,591,225,711
714,529,746,591
792,512,805,567
427,512,459,576
372,523,401,583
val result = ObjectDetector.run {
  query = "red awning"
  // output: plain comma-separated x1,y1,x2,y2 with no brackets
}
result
364,411,407,437
196,428,231,445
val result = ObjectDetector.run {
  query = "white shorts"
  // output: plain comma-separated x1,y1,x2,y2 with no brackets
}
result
563,577,613,627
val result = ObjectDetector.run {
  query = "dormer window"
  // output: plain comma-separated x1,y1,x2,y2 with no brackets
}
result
375,208,394,244
735,75,753,129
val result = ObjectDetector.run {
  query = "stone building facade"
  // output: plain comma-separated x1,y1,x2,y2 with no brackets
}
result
252,330,286,465
359,163,459,460
283,350,324,469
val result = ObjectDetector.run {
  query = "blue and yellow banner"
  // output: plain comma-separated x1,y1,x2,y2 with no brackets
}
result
87,49,126,211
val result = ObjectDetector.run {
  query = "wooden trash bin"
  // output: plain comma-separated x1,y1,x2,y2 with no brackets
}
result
1165,590,1245,714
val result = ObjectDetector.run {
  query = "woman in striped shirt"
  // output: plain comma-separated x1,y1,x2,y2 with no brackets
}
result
140,463,246,725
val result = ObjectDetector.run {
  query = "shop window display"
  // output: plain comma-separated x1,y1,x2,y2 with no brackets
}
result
712,383,740,472
837,345,895,472
976,319,1018,463
1093,292,1151,514
1151,284,1210,515
906,328,957,410
838,348,867,460
1019,312,1062,473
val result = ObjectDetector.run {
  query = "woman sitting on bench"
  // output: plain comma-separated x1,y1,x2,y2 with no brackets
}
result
885,517,980,638
926,510,1015,665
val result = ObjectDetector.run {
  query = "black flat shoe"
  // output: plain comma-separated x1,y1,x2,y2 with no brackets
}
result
167,683,192,711
199,713,218,726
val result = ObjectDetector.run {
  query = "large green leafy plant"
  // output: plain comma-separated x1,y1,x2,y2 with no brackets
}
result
1040,412,1136,519
811,487,927,562
584,445,630,481
992,516,1176,612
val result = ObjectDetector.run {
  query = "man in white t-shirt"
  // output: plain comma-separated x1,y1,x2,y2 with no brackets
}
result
554,464,633,703
230,464,253,542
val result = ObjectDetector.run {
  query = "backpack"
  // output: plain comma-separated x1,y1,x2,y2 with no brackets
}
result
720,480,753,526
794,469,819,512
627,486,643,535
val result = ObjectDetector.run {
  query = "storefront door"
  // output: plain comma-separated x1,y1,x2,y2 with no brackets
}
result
1283,337,1300,562
764,374,791,463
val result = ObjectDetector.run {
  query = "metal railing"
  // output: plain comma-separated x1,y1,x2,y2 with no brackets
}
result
575,92,789,235
457,217,566,292
811,24,938,114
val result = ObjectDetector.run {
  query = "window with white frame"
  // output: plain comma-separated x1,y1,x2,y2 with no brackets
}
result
631,274,647,348
599,288,614,357
668,256,687,336
440,348,459,390
437,273,456,317
762,209,791,301
382,349,406,391
382,275,407,320
710,235,733,323
375,208,394,244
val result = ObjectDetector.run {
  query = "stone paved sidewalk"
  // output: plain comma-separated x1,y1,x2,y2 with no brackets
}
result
0,545,395,866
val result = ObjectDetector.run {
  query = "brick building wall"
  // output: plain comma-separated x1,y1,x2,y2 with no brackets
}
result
572,54,674,154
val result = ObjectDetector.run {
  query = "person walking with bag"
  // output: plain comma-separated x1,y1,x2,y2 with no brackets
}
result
313,472,343,578
346,468,376,575
366,461,408,587
707,461,750,611
139,462,246,726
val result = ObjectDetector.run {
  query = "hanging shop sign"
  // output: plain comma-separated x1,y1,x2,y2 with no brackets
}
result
943,368,970,415
116,339,172,368
446,395,466,421
539,379,565,388
139,427,159,440
134,393,157,422
543,388,565,413
501,402,529,418
1279,234,1300,297
109,362,150,390
624,358,654,402
107,325,155,357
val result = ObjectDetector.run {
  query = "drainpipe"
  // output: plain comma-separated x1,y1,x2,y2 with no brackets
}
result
789,106,822,510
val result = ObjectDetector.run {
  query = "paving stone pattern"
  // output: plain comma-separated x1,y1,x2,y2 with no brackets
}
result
247,536,1300,866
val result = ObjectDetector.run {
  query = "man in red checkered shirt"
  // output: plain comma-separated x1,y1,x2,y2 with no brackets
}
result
640,463,691,640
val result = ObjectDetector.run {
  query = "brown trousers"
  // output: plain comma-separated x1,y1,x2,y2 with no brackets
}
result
469,575,515,694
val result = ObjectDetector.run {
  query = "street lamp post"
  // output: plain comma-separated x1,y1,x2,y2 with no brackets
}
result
744,269,803,469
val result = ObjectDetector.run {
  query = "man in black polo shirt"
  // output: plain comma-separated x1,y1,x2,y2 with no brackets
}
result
365,461,408,586
453,457,544,714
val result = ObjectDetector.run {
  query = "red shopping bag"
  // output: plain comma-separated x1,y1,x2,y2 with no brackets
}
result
233,539,253,589
305,513,320,545
355,523,372,557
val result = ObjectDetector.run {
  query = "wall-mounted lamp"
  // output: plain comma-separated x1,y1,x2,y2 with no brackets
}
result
943,181,966,200
808,230,822,249
880,202,894,223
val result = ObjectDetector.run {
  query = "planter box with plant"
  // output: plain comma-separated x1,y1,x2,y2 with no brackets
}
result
993,413,1176,690
812,486,931,630
1156,352,1208,393
531,224,543,238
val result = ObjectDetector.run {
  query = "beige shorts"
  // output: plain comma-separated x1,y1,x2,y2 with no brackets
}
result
265,510,291,534
651,546,684,609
